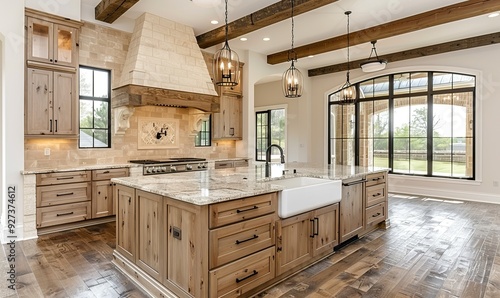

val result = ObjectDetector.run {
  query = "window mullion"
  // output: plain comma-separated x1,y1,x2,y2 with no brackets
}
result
427,72,433,176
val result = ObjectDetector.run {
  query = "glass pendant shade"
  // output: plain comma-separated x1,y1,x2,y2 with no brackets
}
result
213,0,240,86
360,40,387,72
282,60,303,98
213,42,240,86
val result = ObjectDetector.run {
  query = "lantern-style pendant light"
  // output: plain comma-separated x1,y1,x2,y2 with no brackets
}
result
282,0,303,98
213,0,240,86
338,11,356,104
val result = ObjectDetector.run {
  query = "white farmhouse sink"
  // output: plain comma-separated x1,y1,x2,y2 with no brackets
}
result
265,177,342,218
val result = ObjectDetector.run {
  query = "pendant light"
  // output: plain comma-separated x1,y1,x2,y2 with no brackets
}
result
338,11,356,104
360,40,387,72
282,0,303,98
213,0,240,86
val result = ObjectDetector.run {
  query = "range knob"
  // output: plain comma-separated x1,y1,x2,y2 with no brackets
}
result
197,163,202,169
186,164,193,170
161,166,167,172
202,163,207,169
146,167,153,174
170,166,177,172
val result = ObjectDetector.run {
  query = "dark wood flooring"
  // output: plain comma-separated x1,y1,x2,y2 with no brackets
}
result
4,194,500,297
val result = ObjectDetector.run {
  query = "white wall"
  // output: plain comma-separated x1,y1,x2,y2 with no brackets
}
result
0,0,25,241
308,44,500,204
25,0,81,21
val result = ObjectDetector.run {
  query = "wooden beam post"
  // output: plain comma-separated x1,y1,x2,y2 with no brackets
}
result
95,0,140,23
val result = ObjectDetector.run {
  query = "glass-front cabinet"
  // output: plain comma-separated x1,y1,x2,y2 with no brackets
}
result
26,16,78,68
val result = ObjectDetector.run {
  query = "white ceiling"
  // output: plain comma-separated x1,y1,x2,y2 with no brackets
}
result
80,0,500,70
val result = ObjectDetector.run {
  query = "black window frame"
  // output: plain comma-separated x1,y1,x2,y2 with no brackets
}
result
195,115,212,147
78,65,112,149
328,71,476,180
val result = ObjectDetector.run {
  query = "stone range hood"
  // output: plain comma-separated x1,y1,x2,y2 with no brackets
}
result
113,13,219,113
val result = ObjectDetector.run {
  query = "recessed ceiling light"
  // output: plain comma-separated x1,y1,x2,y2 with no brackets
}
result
488,12,499,18
211,20,219,24
308,55,314,58
240,37,248,41
263,37,270,41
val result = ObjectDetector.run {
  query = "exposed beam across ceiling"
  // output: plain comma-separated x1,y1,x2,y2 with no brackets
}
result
196,0,339,49
95,0,140,23
308,31,500,77
268,0,500,65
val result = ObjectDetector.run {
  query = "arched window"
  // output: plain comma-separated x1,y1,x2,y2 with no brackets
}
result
328,71,475,179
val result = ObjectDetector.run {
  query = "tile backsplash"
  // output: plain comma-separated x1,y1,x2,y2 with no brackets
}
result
25,106,237,170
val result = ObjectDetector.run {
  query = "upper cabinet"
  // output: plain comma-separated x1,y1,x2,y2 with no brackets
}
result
25,9,82,137
26,17,79,68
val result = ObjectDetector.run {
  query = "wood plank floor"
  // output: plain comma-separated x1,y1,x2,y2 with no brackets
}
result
3,193,500,297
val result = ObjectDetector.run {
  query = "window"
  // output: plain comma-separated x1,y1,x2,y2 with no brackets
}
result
195,116,211,147
329,71,475,179
256,108,286,161
79,66,111,148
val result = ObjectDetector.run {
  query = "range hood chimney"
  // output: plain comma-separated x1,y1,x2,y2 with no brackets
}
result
113,13,219,112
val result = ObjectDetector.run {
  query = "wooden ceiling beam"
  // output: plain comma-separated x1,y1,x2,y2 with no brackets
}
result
196,0,338,49
308,32,500,77
268,0,500,65
95,0,140,23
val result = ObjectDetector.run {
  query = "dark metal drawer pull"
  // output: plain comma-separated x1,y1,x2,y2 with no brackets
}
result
372,177,382,181
343,179,366,186
237,206,258,213
314,217,319,236
235,234,259,245
372,193,382,197
102,170,110,174
372,212,381,217
56,192,74,197
56,211,74,217
56,176,74,180
236,270,258,283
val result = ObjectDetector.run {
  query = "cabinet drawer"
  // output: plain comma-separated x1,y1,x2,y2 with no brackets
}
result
209,193,277,228
366,202,386,227
365,172,386,187
365,184,386,207
215,161,234,169
210,214,275,269
209,247,275,298
36,201,91,228
233,159,249,168
92,168,129,181
37,182,91,207
37,171,91,186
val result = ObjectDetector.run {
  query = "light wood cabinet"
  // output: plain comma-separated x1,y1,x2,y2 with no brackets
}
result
212,95,242,140
115,184,136,262
275,203,339,276
136,190,163,281
91,168,129,218
166,200,207,298
339,178,365,243
36,171,91,228
24,9,81,137
26,68,77,136
364,172,388,231
26,15,79,68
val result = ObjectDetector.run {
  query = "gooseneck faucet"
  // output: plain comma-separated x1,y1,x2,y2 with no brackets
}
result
265,144,285,177
265,144,285,165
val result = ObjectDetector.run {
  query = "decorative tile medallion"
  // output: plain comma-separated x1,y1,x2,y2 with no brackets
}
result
138,117,179,149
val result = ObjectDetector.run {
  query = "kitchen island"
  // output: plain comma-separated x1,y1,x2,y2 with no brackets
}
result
111,163,388,298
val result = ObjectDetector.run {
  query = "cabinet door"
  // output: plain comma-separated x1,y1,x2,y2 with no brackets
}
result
53,71,77,134
167,204,199,296
226,96,242,138
312,204,339,257
275,212,312,276
92,180,114,218
53,24,78,67
26,17,54,64
340,182,364,243
136,190,163,281
26,68,53,135
115,185,136,262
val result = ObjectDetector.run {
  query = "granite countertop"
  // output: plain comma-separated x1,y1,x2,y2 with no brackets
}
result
111,162,388,205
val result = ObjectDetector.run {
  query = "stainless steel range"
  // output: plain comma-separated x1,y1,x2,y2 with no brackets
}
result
129,158,208,175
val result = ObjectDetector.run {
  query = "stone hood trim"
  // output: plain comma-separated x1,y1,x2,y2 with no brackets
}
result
113,13,219,112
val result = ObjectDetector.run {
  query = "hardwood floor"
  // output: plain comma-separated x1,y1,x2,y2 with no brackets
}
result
3,193,500,297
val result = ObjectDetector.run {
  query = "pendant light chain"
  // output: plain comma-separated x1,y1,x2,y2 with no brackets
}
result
224,0,228,45
346,11,351,79
282,0,303,98
291,0,295,60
